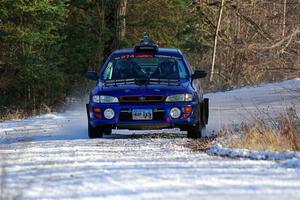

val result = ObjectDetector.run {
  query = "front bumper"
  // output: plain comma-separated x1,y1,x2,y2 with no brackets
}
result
87,102,200,129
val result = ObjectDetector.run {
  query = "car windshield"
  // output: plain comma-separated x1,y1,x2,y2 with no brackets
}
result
101,54,189,80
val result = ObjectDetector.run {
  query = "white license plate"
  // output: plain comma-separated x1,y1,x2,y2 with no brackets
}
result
132,109,153,120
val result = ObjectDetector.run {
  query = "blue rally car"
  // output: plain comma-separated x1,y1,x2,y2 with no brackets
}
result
85,34,209,139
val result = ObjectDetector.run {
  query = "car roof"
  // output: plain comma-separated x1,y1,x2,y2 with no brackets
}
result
112,48,183,57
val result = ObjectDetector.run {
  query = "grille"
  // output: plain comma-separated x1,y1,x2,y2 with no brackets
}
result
119,108,165,121
120,95,164,103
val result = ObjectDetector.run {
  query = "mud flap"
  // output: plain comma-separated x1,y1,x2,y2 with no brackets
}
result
86,104,90,121
203,98,209,124
201,98,209,125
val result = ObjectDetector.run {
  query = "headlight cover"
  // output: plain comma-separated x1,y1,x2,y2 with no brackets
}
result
170,107,181,119
165,93,193,102
92,95,119,103
104,108,115,119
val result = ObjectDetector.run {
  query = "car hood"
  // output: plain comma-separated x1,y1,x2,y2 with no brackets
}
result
94,80,191,97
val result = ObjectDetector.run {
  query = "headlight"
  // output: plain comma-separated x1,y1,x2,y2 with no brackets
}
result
92,95,119,103
165,93,193,102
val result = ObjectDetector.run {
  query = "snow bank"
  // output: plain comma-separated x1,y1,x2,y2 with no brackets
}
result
36,113,64,120
207,142,300,164
209,78,300,96
0,111,73,142
281,157,300,168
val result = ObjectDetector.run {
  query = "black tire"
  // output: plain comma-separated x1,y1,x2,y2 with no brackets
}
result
88,123,103,139
102,126,112,135
201,98,209,125
186,100,207,139
187,123,205,139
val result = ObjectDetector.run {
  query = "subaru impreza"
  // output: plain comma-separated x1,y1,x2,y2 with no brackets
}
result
85,34,209,139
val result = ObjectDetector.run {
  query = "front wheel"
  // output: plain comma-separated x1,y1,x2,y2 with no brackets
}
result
88,123,104,139
186,123,206,139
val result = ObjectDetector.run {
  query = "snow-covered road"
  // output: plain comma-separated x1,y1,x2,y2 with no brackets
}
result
1,79,300,199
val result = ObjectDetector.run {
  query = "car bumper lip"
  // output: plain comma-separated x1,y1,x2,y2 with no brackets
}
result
89,102,199,127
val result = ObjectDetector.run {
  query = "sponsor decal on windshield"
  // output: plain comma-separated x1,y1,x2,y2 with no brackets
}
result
117,54,181,60
120,54,153,59
120,54,135,59
135,54,154,58
155,55,182,60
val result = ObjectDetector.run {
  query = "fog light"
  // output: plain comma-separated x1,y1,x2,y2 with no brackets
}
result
170,107,181,119
104,108,115,119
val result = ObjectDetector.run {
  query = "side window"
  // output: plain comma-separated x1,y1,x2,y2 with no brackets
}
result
102,61,113,80
181,54,193,75
177,61,188,79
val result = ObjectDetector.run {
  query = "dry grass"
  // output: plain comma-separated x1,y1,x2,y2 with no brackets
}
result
219,107,300,152
185,107,300,153
0,112,26,122
185,136,218,151
0,104,55,121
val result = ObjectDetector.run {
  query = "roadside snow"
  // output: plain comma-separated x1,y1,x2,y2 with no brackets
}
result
206,78,300,134
282,157,300,168
207,142,300,162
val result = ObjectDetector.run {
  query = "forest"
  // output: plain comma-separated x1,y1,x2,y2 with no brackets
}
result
0,0,299,118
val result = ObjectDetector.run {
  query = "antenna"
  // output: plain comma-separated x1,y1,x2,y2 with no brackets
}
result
140,32,155,44
135,32,158,53
143,32,149,44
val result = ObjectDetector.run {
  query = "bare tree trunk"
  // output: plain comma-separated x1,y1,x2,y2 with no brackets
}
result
210,0,225,82
116,0,128,47
282,0,287,37
96,0,105,70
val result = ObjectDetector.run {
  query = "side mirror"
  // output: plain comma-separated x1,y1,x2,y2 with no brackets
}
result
85,71,98,81
192,70,207,79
